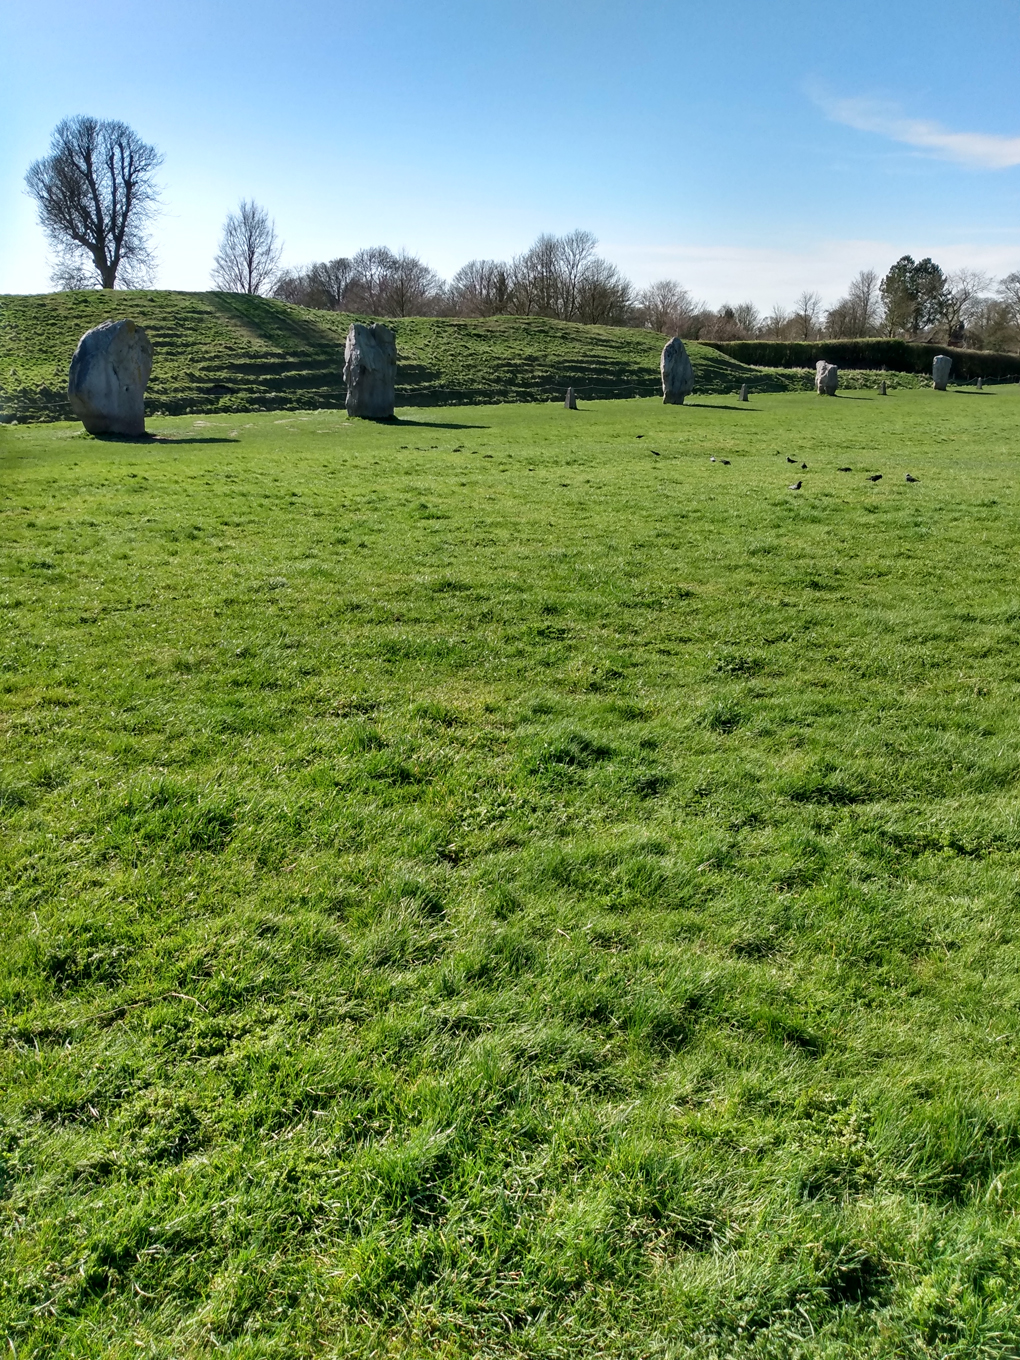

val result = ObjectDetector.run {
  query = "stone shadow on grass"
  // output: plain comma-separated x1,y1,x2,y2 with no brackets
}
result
84,433,240,445
386,418,491,430
683,402,757,412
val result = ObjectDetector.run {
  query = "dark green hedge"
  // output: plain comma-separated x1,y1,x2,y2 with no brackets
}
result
704,338,1020,380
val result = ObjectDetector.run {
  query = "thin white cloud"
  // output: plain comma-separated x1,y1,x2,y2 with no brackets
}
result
817,93,1020,170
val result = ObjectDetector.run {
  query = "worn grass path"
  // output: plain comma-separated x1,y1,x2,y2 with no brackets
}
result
2,386,1020,1357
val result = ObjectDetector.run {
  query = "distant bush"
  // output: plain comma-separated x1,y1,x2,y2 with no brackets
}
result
704,338,1020,380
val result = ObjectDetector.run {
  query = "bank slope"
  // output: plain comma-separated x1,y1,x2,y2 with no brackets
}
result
0,290,779,421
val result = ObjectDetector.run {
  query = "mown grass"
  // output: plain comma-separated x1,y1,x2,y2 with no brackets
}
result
2,385,1020,1358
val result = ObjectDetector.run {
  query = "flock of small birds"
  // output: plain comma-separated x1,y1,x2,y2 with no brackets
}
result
636,435,920,488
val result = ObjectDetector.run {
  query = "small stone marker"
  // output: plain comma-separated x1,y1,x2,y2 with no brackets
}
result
977,376,983,390
739,383,748,402
68,319,152,436
344,322,397,419
932,354,952,391
879,380,887,396
661,337,695,405
564,387,577,409
815,360,838,396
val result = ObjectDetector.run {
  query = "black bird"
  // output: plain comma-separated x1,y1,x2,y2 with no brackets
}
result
721,459,731,465
787,456,797,464
867,474,882,482
652,450,660,457
710,456,716,462
905,473,919,482
636,435,645,439
801,463,808,469
789,480,802,490
837,466,852,472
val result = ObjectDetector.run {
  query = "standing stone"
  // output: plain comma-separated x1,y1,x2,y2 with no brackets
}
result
68,319,152,436
344,323,397,419
932,355,952,391
739,383,748,402
661,337,695,405
977,376,983,390
564,387,577,409
879,380,887,396
815,360,839,396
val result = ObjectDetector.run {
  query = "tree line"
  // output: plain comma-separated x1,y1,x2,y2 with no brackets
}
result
22,115,1020,352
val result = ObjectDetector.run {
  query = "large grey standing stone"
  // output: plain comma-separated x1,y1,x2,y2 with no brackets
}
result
739,383,748,402
68,319,152,436
344,323,397,419
815,360,839,396
661,337,695,405
932,354,952,391
564,387,577,409
879,380,887,396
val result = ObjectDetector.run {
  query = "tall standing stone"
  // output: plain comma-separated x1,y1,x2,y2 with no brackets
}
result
977,376,983,390
344,323,397,420
661,338,695,405
932,355,952,391
879,379,887,396
739,383,748,402
815,360,838,396
564,387,577,409
68,320,152,436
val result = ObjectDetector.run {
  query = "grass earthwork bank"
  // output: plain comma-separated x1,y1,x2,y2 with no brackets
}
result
3,387,1020,1357
0,290,941,425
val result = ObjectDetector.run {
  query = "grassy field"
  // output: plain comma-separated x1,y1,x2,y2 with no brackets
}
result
2,384,1020,1358
0,292,785,423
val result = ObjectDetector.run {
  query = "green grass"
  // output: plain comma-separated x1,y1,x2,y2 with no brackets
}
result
0,291,793,423
2,385,1020,1358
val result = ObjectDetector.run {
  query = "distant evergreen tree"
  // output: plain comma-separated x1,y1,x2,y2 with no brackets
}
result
880,255,948,337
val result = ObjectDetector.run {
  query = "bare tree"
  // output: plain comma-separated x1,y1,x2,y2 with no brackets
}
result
310,257,356,310
575,256,632,325
760,304,793,339
637,279,701,335
345,247,398,313
556,229,599,320
273,257,355,310
450,259,513,316
1000,271,1020,330
826,270,882,337
510,234,560,316
942,269,993,345
792,290,822,340
25,115,162,289
731,301,762,337
212,200,282,295
386,250,445,316
502,231,633,322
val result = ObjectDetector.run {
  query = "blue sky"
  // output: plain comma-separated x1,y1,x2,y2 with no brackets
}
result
2,0,1019,308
